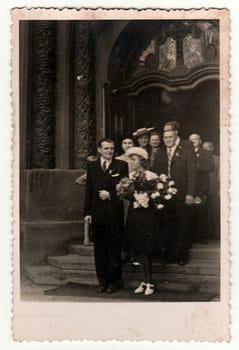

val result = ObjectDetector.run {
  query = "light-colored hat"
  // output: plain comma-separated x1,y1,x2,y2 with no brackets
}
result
132,127,155,138
126,147,148,160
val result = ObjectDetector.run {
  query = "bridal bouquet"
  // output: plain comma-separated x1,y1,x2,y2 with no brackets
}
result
116,170,177,210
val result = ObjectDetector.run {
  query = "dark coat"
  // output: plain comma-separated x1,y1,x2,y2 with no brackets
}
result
178,138,194,151
84,158,128,227
154,145,196,200
195,148,215,196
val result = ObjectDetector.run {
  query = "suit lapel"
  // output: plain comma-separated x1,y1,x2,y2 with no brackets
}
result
171,145,181,165
107,158,116,173
95,158,105,175
160,146,168,166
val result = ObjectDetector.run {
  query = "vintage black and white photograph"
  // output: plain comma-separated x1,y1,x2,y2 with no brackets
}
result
18,17,223,303
11,7,230,342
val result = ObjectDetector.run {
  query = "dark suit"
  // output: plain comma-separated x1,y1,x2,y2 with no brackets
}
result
195,148,214,196
178,138,194,151
154,145,196,262
84,158,128,287
191,148,215,243
207,154,220,239
149,147,160,172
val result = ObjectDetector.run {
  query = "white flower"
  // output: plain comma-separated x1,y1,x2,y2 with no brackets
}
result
151,191,160,199
194,196,202,204
157,204,164,210
164,194,172,200
168,180,175,187
145,170,158,181
157,182,164,190
167,187,178,195
159,174,168,182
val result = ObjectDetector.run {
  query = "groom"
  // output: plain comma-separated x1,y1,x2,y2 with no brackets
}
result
84,138,128,293
154,129,196,264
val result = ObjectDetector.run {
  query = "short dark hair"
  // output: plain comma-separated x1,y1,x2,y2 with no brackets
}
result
121,135,134,142
150,131,161,139
164,121,180,131
98,138,114,148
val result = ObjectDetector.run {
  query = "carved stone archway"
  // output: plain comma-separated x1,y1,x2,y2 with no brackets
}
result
106,20,220,153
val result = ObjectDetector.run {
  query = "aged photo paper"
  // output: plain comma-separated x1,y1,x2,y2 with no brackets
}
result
12,8,230,341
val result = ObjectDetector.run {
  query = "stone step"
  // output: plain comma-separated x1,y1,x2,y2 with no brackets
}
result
189,245,220,260
68,243,94,256
48,254,95,270
63,269,98,285
24,264,68,286
63,267,219,285
48,252,219,276
125,259,220,276
66,270,219,294
126,278,219,294
68,242,220,260
24,263,219,295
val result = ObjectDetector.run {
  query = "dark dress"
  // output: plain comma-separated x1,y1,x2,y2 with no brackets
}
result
124,202,161,257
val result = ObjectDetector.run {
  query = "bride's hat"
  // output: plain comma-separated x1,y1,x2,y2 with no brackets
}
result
126,147,148,160
132,127,155,138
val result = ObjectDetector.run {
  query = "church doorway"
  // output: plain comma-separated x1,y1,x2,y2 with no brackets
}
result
105,20,219,154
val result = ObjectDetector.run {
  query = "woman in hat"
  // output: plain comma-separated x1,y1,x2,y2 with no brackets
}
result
123,147,160,296
132,127,154,155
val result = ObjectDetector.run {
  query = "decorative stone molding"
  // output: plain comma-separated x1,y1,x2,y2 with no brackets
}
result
73,22,96,169
30,21,56,169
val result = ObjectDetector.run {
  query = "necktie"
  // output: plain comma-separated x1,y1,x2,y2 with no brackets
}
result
167,147,173,178
102,160,107,172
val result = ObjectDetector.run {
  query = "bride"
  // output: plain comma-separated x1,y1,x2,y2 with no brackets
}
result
119,147,161,296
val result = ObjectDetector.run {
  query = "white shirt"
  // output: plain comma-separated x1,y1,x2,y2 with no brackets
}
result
100,157,112,170
167,144,177,157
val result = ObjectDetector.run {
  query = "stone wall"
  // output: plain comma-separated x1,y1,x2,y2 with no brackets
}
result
21,169,85,264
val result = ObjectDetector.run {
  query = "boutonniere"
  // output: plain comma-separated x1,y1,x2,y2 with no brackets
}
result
175,152,180,157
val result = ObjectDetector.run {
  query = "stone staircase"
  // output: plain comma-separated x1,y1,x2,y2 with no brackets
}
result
24,241,220,296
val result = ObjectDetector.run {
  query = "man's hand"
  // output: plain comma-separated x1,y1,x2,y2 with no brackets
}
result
84,215,92,224
99,190,111,200
185,195,194,206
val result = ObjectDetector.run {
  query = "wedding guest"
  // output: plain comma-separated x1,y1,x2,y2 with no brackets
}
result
189,134,215,244
149,131,161,172
123,147,160,296
84,138,128,294
132,127,154,155
164,121,193,151
116,136,134,172
202,141,220,239
154,129,196,265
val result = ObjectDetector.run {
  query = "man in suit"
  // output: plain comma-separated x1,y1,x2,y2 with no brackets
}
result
84,138,128,293
189,134,215,244
154,129,196,265
149,131,162,172
163,121,194,151
202,141,220,239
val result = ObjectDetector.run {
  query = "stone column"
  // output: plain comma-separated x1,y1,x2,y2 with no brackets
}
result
73,22,96,169
29,21,56,169
55,22,71,169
